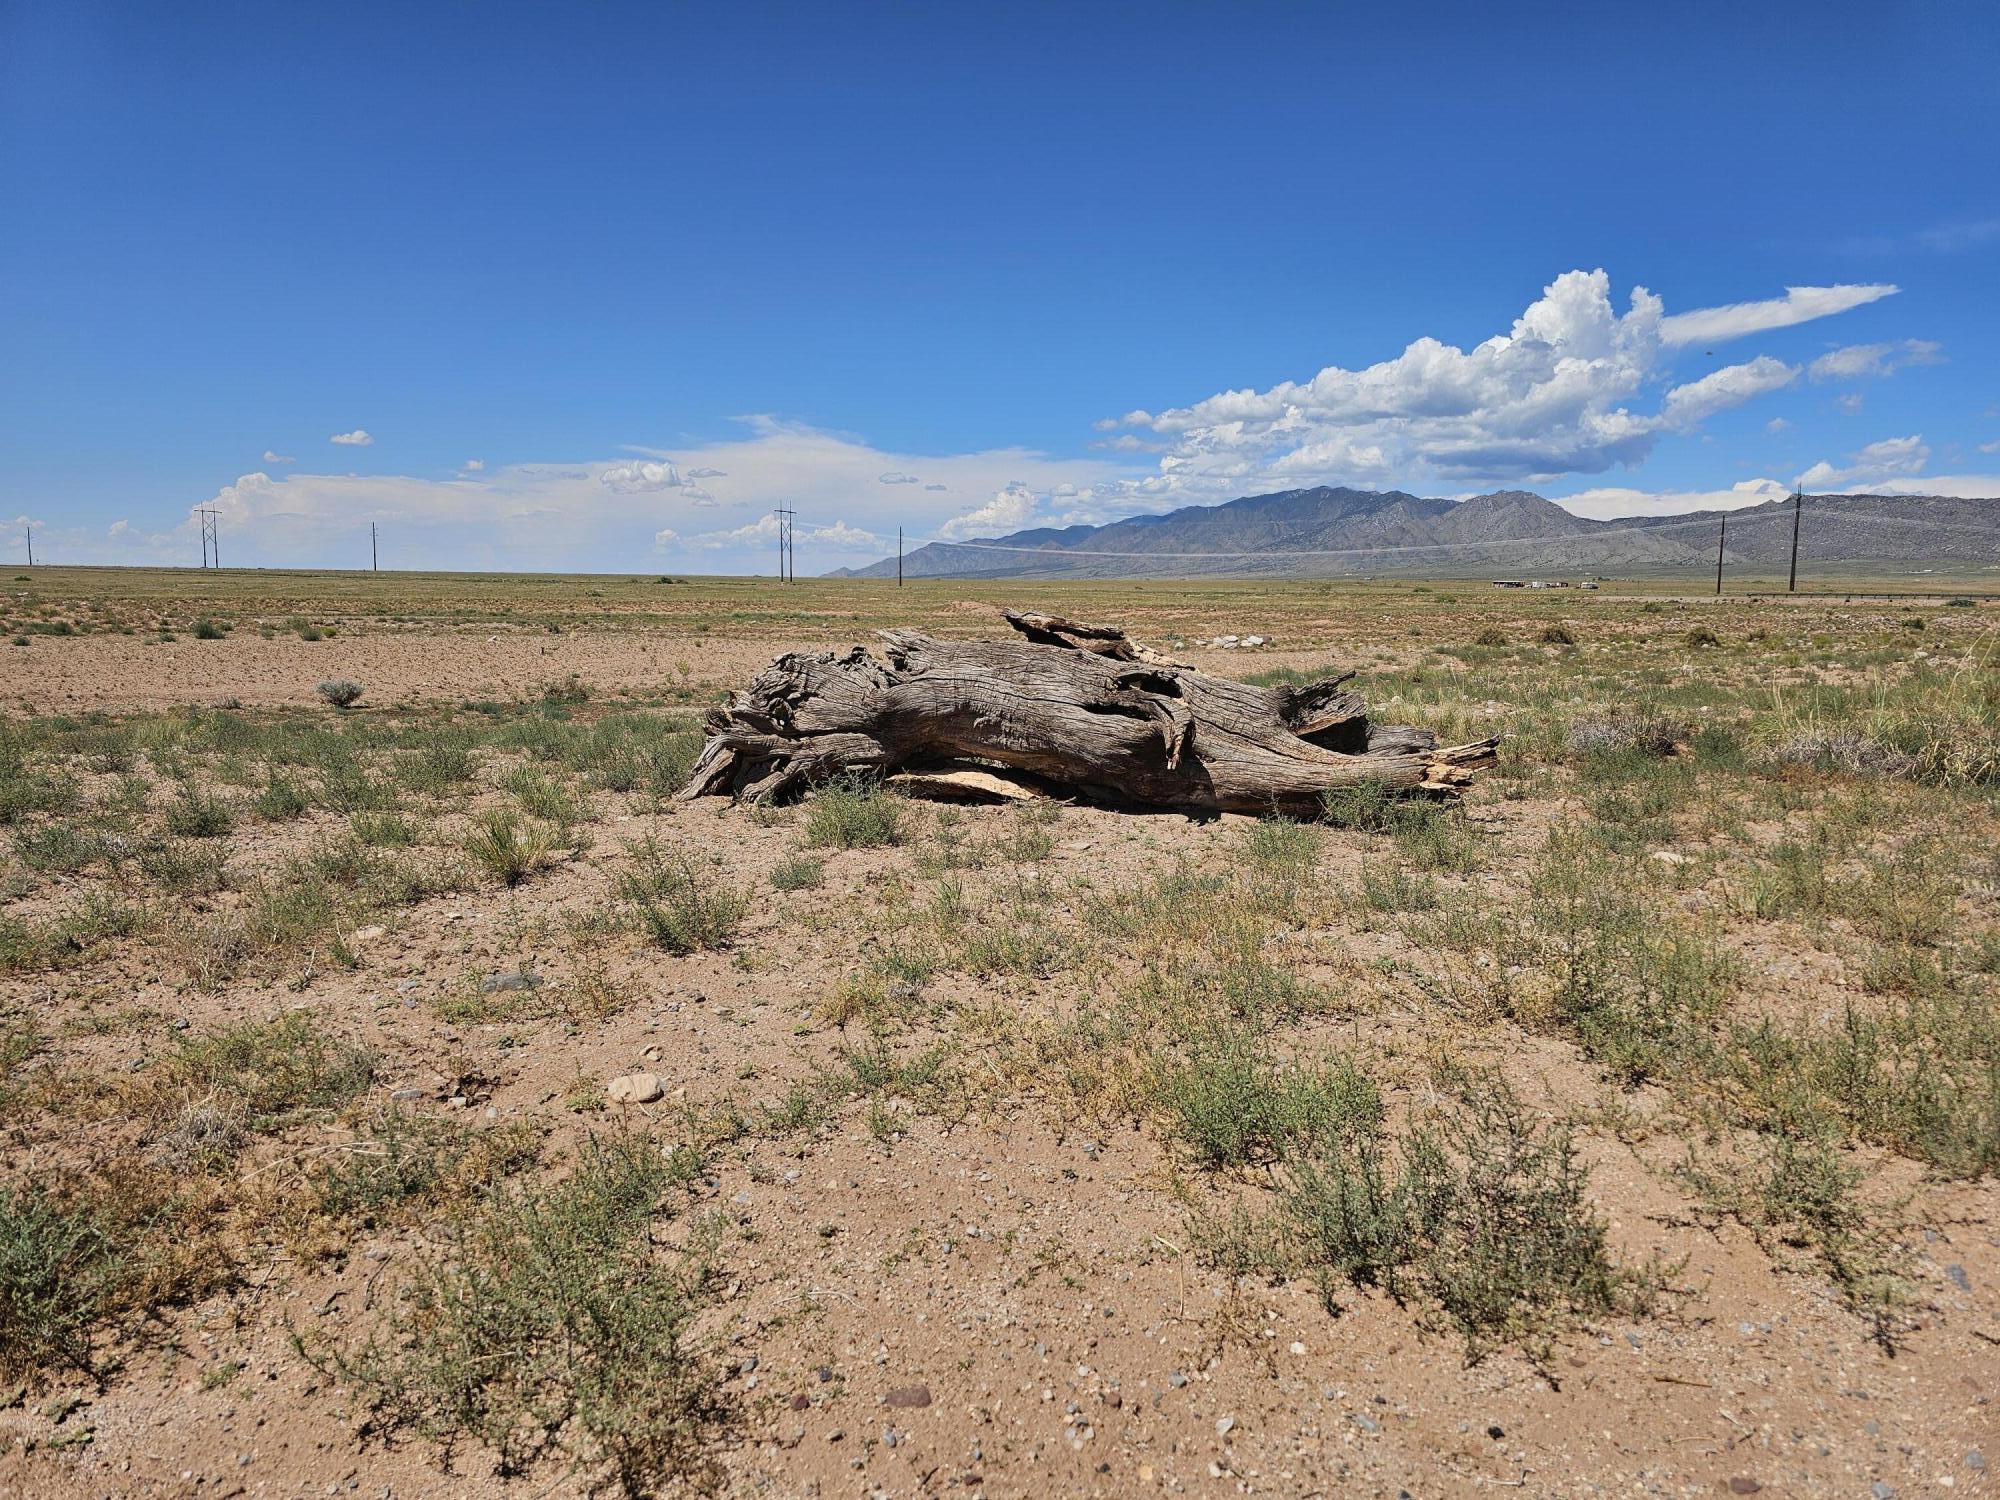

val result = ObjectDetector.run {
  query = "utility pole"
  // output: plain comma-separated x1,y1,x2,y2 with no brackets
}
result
773,506,797,583
197,507,220,569
1787,485,1803,593
1715,514,1726,596
897,526,903,587
22,522,31,568
371,522,378,573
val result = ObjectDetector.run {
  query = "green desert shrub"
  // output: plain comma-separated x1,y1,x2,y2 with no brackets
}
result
619,838,746,954
804,775,904,848
1287,1081,1641,1361
324,1135,725,1492
316,679,364,710
0,1187,120,1384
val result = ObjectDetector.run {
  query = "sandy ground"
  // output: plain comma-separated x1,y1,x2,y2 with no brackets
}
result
1,611,1995,1500
0,628,1381,716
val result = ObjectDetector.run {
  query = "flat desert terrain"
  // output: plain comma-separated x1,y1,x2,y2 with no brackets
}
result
0,567,1995,1499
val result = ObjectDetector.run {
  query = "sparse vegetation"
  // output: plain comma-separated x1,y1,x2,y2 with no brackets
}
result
803,774,905,848
462,807,558,886
618,837,747,953
317,679,365,709
3,569,1996,1493
325,1134,725,1493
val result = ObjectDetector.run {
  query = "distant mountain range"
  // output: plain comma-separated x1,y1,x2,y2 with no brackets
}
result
831,486,2000,580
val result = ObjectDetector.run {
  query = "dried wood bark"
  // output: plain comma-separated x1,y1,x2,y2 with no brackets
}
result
680,611,1497,816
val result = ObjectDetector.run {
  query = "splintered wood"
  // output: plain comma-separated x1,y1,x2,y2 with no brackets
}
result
680,609,1497,816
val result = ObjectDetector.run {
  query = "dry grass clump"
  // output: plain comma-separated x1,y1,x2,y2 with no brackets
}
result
461,808,559,887
1564,712,1684,759
1766,730,1917,779
803,774,905,848
618,837,747,954
0,1162,247,1388
151,1013,376,1143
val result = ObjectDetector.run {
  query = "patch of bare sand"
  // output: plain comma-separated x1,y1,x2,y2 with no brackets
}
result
1,796,1994,1499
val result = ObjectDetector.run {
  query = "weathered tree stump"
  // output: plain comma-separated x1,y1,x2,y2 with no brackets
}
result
679,610,1497,816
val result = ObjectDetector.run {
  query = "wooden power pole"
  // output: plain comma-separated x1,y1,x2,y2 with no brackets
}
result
1787,486,1803,593
1715,514,1725,596
897,526,903,587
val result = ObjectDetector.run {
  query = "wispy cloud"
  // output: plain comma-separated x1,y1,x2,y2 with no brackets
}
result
1656,284,1897,348
329,429,374,447
1807,339,1943,382
1660,356,1797,427
262,450,295,464
1840,219,2000,257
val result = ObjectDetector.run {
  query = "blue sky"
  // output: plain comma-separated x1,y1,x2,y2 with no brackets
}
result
4,0,1996,574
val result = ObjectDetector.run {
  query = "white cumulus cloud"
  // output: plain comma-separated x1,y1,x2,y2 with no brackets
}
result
809,522,884,551
329,429,373,447
263,450,295,464
939,483,1040,540
1799,434,1930,490
1103,270,1887,494
599,461,682,493
1552,478,1791,521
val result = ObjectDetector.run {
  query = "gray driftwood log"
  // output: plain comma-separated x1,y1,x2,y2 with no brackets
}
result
678,610,1498,816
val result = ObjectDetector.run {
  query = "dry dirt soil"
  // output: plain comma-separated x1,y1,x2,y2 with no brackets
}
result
0,569,1995,1500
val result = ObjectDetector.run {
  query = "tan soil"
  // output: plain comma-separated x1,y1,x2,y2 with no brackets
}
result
1,596,1995,1500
